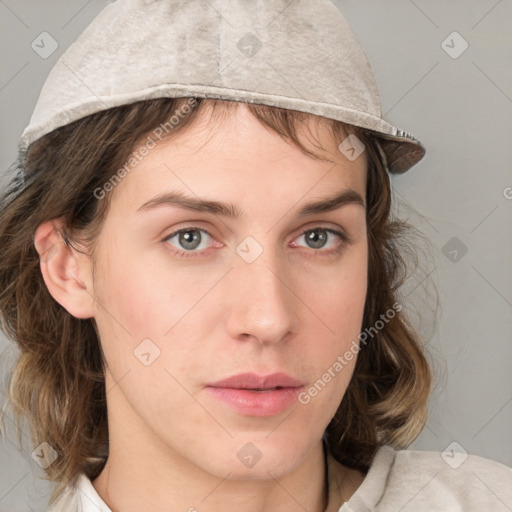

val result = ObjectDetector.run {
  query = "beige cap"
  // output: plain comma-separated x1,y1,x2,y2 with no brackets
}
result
18,0,426,174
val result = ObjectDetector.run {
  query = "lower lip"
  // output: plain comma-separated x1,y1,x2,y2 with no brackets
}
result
205,386,304,416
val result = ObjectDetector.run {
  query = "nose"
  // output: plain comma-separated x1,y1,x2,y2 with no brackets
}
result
225,246,297,346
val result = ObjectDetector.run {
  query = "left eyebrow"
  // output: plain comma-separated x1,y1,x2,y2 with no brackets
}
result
297,189,366,216
136,188,366,218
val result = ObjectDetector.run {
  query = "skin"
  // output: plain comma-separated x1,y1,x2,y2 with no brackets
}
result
35,102,368,512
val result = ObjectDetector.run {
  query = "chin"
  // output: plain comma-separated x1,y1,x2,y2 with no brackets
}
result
197,433,309,479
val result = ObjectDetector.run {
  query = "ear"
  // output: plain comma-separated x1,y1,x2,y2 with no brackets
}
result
33,219,96,319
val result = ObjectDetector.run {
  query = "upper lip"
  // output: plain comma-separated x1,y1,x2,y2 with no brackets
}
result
207,372,304,390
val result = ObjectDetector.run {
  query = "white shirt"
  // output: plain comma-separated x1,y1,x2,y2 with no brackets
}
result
49,445,512,511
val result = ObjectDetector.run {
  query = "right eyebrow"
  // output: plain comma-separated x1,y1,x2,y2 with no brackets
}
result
136,188,366,218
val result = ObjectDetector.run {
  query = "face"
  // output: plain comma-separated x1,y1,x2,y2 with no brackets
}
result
89,103,368,480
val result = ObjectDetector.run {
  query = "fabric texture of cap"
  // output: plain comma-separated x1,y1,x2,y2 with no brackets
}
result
18,0,426,174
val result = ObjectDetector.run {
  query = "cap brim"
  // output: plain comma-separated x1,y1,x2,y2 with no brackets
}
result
370,130,426,175
18,84,426,176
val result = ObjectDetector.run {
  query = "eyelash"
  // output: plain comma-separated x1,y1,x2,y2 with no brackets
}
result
162,225,353,259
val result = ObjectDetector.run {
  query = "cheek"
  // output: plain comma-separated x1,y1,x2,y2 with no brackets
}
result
297,248,367,406
92,232,187,336
302,245,368,343
91,237,221,384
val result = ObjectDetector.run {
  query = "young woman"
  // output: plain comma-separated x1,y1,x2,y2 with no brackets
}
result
1,1,511,511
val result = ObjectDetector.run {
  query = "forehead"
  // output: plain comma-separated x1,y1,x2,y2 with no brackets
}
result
110,102,368,211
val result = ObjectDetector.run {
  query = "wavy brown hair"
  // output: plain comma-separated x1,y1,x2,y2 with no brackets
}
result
0,97,431,505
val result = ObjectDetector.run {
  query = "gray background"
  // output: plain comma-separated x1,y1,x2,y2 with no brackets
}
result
0,0,511,510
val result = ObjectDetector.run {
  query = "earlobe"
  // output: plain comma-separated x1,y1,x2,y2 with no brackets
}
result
33,219,96,319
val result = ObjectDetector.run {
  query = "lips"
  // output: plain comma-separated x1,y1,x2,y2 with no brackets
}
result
207,372,304,390
205,372,305,416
